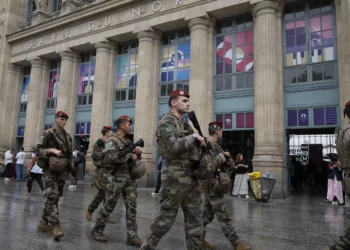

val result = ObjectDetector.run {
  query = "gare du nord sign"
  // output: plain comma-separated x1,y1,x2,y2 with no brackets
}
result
27,0,183,49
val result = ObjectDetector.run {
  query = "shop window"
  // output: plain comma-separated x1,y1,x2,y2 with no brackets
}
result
115,42,138,102
46,60,60,110
284,0,337,86
77,52,95,106
215,14,254,92
17,126,25,137
75,122,91,135
20,67,30,113
159,30,190,97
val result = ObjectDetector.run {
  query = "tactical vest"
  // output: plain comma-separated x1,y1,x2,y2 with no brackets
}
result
336,124,350,169
103,135,131,170
156,113,201,162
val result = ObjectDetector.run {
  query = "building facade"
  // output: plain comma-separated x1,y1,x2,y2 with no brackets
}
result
0,0,349,197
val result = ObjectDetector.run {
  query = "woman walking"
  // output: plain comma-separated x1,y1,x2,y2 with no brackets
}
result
232,154,250,198
26,155,45,196
326,155,343,205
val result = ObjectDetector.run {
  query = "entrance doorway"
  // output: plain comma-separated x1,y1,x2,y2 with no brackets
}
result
74,135,90,179
286,128,337,195
222,130,254,171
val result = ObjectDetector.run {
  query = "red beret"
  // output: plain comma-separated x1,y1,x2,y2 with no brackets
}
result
169,89,190,98
209,121,223,129
103,126,113,130
119,115,132,124
346,100,350,107
56,111,69,119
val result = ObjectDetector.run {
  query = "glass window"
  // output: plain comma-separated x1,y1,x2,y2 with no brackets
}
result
215,14,254,92
115,42,138,102
26,0,36,22
17,126,25,137
159,30,190,97
77,52,95,106
46,60,60,110
284,0,337,86
20,67,30,113
75,122,91,135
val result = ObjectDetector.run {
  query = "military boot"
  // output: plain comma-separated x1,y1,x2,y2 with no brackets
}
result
139,243,153,250
37,221,51,232
106,216,115,224
201,240,213,249
51,226,64,239
91,229,107,242
126,236,142,247
234,242,252,250
86,210,93,221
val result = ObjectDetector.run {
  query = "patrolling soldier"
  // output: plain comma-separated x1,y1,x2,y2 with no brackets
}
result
91,115,143,247
36,111,73,240
86,125,115,224
200,122,251,250
325,101,350,250
140,89,206,250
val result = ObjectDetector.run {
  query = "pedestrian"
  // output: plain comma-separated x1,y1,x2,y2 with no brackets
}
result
232,154,250,198
35,111,73,240
326,154,343,205
3,148,14,181
26,154,45,196
307,158,317,187
15,146,26,181
86,125,115,224
140,89,206,250
200,121,251,250
151,156,165,196
324,100,350,249
69,148,84,188
91,116,143,247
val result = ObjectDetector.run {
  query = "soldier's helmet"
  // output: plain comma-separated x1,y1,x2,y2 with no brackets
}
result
130,160,146,179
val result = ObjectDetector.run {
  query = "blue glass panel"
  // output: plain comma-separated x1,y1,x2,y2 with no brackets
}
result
167,71,174,81
298,109,309,126
287,110,297,126
161,72,167,82
326,107,337,125
313,108,325,125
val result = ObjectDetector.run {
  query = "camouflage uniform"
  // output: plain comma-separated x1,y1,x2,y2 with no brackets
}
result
92,134,139,239
36,128,72,226
327,123,350,250
88,138,107,213
142,112,203,250
200,140,239,247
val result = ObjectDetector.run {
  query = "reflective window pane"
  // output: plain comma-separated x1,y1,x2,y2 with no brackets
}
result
297,67,308,82
286,68,297,84
312,65,323,81
323,63,335,80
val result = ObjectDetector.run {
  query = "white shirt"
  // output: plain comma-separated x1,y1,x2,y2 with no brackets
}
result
4,150,13,165
30,162,43,174
16,152,26,164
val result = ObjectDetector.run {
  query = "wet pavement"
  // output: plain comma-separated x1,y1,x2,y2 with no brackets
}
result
0,179,348,250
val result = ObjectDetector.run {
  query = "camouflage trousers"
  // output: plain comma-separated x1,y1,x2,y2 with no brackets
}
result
144,183,203,250
41,170,65,225
201,194,239,246
88,168,108,213
93,171,138,238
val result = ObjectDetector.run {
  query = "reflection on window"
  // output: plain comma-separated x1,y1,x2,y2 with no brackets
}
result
284,0,336,86
115,42,138,102
215,14,254,92
46,61,60,110
75,122,91,135
159,30,190,97
78,52,95,106
20,67,30,113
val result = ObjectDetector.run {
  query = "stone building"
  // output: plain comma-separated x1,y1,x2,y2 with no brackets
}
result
0,0,349,197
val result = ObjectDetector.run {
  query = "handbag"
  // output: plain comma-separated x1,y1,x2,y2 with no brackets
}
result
49,157,68,173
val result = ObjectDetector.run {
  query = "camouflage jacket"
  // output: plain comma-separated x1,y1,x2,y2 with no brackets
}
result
36,127,73,160
206,140,235,174
336,123,350,169
101,134,134,170
156,112,200,163
91,138,106,168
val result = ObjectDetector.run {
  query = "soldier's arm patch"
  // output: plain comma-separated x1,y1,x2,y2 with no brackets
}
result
160,121,177,138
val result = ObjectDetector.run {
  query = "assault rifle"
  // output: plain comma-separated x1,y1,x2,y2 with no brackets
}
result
120,138,145,160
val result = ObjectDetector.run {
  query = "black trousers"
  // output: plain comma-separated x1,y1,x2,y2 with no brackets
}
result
154,171,162,193
27,173,44,192
4,163,13,177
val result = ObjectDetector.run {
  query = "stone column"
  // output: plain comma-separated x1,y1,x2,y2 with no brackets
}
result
56,50,80,135
207,19,216,123
86,42,116,174
336,0,350,126
23,58,50,155
0,64,24,154
134,31,159,187
251,1,285,198
188,18,211,136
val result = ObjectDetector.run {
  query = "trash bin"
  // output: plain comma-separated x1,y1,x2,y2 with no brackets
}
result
248,172,276,203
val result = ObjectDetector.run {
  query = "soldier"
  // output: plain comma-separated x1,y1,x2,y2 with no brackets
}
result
86,125,115,224
325,101,350,250
140,89,206,250
91,115,143,247
36,111,73,240
200,122,251,250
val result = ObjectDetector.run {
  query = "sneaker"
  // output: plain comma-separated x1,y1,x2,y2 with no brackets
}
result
4,178,9,181
42,190,47,197
237,195,241,198
246,195,250,199
68,185,74,188
331,201,338,205
151,192,159,196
